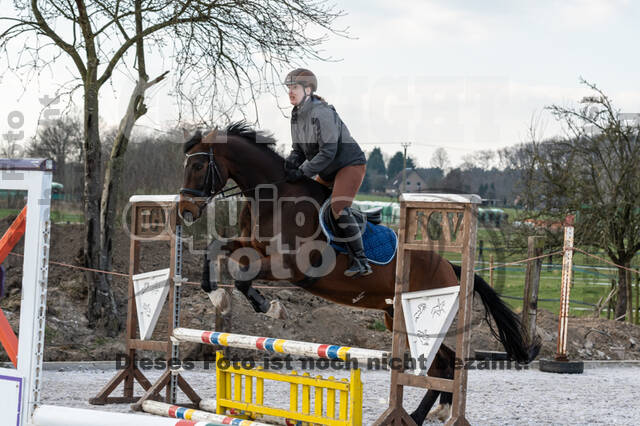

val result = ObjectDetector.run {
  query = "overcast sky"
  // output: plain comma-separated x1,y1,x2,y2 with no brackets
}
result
1,0,639,167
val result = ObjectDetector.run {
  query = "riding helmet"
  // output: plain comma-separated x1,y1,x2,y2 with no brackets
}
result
283,68,317,92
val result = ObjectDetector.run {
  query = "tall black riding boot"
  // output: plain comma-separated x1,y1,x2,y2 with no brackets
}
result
335,209,373,277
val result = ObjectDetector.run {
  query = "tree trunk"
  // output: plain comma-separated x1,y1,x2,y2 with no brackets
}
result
614,263,629,321
98,78,149,334
55,156,65,186
84,78,120,335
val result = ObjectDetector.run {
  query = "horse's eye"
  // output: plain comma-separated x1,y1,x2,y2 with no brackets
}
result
193,163,204,171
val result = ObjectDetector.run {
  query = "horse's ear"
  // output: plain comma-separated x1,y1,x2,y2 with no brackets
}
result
203,126,219,145
182,128,190,142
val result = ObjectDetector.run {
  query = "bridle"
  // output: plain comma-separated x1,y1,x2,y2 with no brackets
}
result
179,148,226,201
179,146,288,212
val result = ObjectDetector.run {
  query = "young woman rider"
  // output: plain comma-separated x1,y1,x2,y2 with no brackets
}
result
283,68,372,277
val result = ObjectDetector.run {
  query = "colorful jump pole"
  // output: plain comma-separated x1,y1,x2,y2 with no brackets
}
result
172,328,389,363
142,401,273,426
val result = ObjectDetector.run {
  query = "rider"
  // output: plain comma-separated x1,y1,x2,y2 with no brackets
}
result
283,68,372,277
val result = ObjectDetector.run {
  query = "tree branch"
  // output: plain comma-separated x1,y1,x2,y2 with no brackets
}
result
29,0,87,75
97,1,194,87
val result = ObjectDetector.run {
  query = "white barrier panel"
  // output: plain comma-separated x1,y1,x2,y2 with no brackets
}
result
31,404,215,426
401,286,460,375
173,328,389,363
133,268,171,340
142,401,273,426
0,372,23,426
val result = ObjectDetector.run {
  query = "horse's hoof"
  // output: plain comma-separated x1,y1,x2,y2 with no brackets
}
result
208,288,231,315
410,411,424,425
426,403,450,422
265,300,289,320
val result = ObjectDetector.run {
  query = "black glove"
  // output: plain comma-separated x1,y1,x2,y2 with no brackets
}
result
284,157,299,171
285,167,304,182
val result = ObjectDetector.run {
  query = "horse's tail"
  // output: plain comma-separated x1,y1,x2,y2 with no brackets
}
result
449,262,541,363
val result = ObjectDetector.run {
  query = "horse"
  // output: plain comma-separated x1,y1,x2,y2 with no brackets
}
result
178,122,541,424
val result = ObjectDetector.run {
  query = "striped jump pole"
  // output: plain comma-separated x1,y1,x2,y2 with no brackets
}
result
142,401,273,426
172,328,389,364
32,404,221,426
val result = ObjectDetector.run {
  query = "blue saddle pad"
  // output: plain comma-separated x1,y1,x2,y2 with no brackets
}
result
319,203,398,265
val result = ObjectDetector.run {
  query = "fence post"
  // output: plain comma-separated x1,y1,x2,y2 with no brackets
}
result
556,220,574,361
489,254,494,288
608,279,615,320
625,272,633,324
539,215,583,374
636,272,640,325
522,236,543,344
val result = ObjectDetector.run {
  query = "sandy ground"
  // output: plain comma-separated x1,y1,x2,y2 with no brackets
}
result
40,365,640,425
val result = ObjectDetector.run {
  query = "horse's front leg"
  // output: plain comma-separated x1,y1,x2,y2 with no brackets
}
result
200,239,251,315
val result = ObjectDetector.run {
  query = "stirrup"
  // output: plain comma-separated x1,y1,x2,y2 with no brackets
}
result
344,258,373,278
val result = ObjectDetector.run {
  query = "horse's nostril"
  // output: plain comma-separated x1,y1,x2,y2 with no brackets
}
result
182,211,194,225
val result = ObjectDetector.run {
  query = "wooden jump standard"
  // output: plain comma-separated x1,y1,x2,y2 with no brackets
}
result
373,193,479,426
90,195,200,408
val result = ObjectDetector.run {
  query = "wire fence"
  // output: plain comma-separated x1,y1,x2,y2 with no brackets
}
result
3,226,640,323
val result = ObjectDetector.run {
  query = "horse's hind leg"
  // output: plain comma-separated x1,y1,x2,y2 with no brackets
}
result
410,344,455,424
410,389,441,425
234,280,270,313
234,280,289,320
382,311,454,424
226,249,291,319
426,345,455,423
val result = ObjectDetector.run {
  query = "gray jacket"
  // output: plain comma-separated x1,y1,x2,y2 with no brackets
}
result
286,97,366,181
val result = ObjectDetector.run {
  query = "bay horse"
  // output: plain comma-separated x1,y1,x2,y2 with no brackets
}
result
178,122,540,424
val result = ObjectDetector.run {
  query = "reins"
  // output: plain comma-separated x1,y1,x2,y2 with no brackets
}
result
180,147,288,204
215,177,289,200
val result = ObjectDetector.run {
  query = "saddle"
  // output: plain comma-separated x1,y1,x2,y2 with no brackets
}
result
319,200,397,265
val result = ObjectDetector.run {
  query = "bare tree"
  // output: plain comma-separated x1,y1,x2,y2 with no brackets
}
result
461,149,496,170
1,0,345,334
430,147,450,171
28,115,83,181
519,79,640,320
0,138,21,158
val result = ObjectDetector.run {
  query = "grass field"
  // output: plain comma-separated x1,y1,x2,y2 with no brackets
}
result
447,226,638,320
355,194,397,202
474,260,613,315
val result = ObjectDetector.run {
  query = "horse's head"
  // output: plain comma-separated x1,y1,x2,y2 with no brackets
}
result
179,128,230,224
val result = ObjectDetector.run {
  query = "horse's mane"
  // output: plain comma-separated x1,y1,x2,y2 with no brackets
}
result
183,121,331,199
225,121,277,147
183,121,281,161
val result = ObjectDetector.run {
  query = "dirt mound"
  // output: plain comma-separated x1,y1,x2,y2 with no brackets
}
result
1,222,639,362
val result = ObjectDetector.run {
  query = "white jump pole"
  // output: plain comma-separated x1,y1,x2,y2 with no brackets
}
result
173,328,389,363
31,404,217,426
